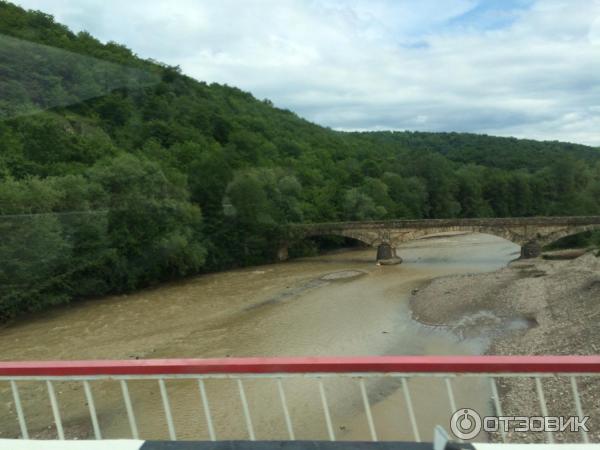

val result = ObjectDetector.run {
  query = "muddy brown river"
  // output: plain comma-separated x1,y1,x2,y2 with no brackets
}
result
0,233,519,441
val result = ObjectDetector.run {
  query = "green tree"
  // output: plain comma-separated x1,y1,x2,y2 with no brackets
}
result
456,166,491,217
88,154,206,288
342,188,386,220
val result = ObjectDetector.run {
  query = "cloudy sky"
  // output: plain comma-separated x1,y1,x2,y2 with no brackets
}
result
13,0,600,145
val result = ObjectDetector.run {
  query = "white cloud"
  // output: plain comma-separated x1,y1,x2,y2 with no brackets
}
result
11,0,600,145
589,14,600,45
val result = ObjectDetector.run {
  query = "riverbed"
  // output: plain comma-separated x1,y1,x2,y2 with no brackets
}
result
0,233,519,440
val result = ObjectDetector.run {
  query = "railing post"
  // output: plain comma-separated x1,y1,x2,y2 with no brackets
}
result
489,377,506,442
237,379,255,441
120,380,139,439
46,380,64,440
570,376,589,444
198,379,216,441
401,377,420,442
159,378,176,440
10,381,28,439
83,380,102,440
318,379,335,441
359,378,377,441
535,377,553,444
277,378,295,440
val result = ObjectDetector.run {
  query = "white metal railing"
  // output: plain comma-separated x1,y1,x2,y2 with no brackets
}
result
0,356,598,443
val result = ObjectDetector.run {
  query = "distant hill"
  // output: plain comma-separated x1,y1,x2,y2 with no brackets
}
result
1,0,599,320
350,131,600,171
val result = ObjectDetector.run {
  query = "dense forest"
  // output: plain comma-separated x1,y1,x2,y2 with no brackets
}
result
1,1,600,321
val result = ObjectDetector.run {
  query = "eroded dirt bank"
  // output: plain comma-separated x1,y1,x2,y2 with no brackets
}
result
411,252,600,442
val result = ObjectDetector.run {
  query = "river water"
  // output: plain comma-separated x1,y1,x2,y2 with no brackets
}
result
0,233,519,441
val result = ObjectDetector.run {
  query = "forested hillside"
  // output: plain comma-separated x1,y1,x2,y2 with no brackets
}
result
1,1,599,321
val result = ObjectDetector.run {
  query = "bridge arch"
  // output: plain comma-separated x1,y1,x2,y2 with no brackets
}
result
535,224,600,248
302,229,380,247
280,232,372,261
384,226,524,247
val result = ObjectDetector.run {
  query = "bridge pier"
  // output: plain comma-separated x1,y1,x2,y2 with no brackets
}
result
521,240,542,259
376,243,402,265
277,244,289,261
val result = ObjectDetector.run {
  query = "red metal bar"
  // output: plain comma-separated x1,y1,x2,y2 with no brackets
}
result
1,355,600,377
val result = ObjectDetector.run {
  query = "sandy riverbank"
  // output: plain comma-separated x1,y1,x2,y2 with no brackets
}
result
410,251,600,443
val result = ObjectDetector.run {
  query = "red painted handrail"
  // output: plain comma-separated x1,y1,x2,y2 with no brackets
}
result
0,355,600,377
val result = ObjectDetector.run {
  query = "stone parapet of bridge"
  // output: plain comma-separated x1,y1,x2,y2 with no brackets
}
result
288,216,600,260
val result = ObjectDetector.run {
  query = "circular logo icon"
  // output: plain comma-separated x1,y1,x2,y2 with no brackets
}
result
450,408,482,440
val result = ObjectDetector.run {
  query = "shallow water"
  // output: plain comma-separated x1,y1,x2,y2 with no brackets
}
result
0,233,519,440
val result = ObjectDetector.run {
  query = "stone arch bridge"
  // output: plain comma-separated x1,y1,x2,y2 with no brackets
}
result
284,216,600,264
